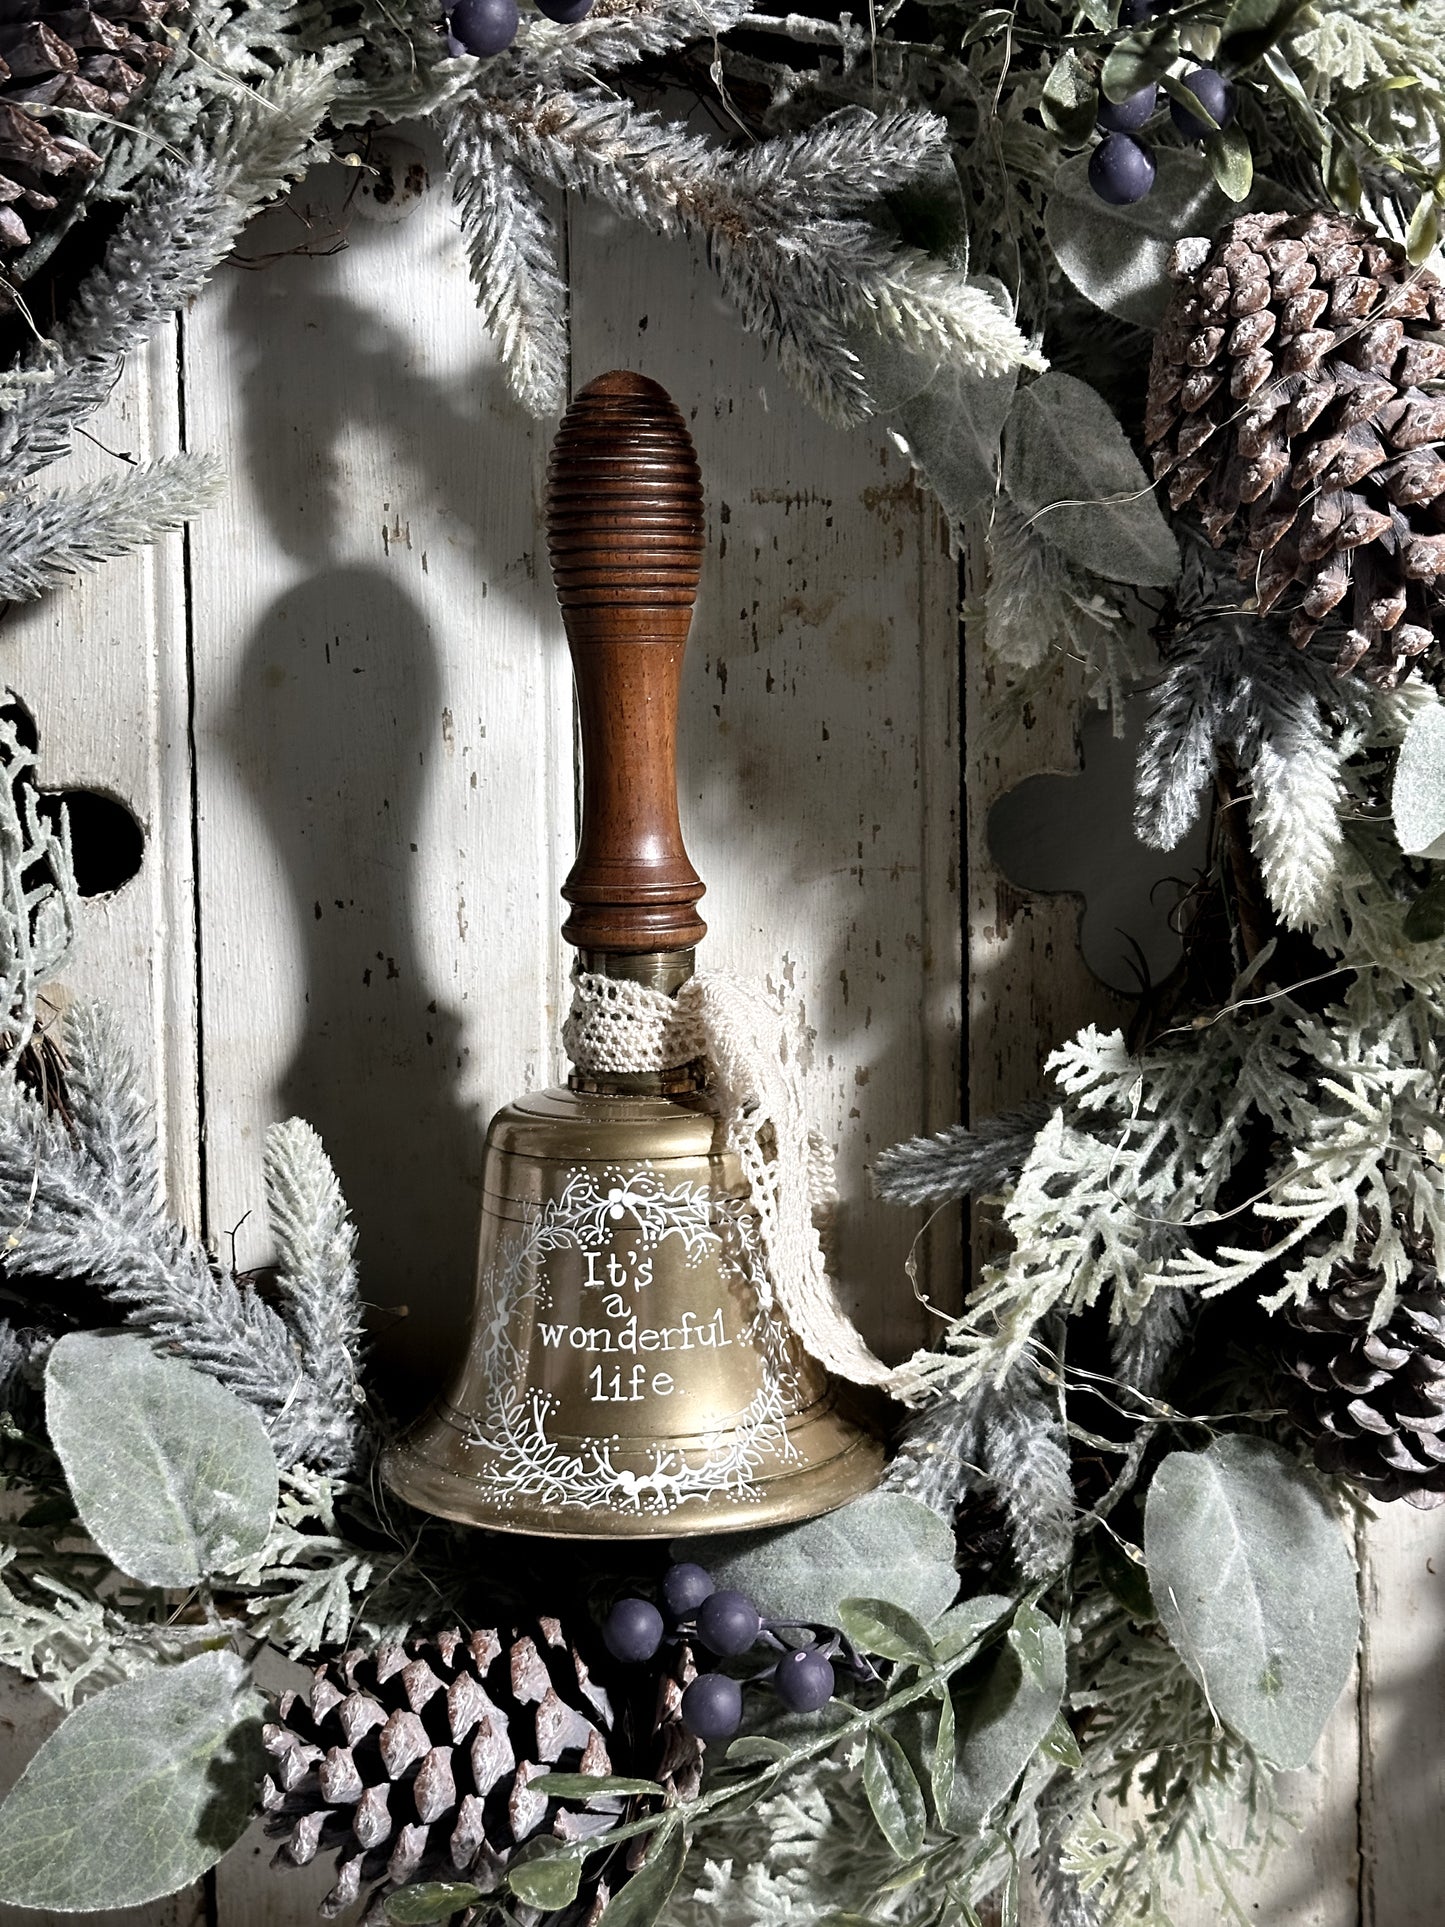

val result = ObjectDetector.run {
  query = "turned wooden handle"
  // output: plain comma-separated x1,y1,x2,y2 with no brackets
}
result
546,370,707,955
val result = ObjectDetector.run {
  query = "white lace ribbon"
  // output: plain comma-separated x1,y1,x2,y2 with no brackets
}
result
565,968,941,1404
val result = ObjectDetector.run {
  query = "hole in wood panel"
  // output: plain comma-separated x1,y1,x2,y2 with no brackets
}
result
44,792,145,898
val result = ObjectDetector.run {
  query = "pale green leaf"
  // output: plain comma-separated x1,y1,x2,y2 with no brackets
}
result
1143,1435,1359,1769
1102,28,1178,100
933,1594,1013,1662
951,1606,1066,1823
1221,0,1308,66
838,1597,937,1662
687,1491,959,1628
507,1841,585,1909
1205,125,1253,202
1040,1713,1083,1770
1046,150,1235,326
0,1652,262,1911
1002,372,1180,588
538,1773,661,1798
931,1676,957,1817
386,1884,487,1924
724,1736,792,1766
1392,701,1445,857
1041,49,1099,143
862,1727,927,1858
1407,191,1441,267
597,1821,687,1927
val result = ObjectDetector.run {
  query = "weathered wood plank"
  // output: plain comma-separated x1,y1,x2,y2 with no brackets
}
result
569,201,963,1357
1360,1508,1445,1926
181,135,574,1411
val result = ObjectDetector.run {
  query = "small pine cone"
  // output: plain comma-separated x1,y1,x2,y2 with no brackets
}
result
1280,1258,1445,1509
0,0,176,262
1147,210,1445,686
261,1620,699,1926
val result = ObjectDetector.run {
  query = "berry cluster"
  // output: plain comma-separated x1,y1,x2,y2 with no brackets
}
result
601,1561,874,1746
446,0,590,59
1085,3,1237,208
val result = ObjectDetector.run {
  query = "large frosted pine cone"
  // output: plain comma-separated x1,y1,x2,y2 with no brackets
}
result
1281,1260,1445,1509
1146,210,1445,685
0,0,174,260
261,1620,701,1926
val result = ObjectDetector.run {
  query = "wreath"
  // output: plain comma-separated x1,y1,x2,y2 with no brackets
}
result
0,1,1441,1924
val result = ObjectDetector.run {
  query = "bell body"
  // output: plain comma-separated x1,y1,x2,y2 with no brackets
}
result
383,1083,883,1537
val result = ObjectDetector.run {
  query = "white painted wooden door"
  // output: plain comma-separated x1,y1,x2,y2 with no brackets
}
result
0,123,1438,1927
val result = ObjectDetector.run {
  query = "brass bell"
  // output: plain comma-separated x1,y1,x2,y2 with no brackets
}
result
382,371,884,1538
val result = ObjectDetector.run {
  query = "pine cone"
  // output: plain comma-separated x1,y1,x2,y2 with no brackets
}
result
0,0,174,262
261,1620,701,1926
1280,1258,1445,1509
1146,210,1445,685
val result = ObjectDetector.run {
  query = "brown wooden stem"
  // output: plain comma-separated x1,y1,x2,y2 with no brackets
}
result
545,371,707,956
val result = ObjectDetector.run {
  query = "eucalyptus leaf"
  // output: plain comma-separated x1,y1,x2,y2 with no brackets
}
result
386,1884,487,1924
0,1651,262,1911
862,1728,927,1858
838,1597,937,1662
686,1490,959,1628
507,1841,585,1909
1002,372,1179,588
1143,1435,1359,1769
1046,150,1235,327
1404,879,1445,944
950,1606,1066,1825
1205,125,1253,202
1093,1527,1157,1621
1392,701,1445,857
597,1821,686,1927
45,1332,277,1589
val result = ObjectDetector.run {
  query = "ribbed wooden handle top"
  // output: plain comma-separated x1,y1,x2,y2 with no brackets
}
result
546,371,707,956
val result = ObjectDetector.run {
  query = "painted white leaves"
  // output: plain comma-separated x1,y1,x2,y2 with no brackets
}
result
1392,700,1445,858
0,1652,262,1910
689,1490,959,1628
46,1332,278,1588
1002,372,1179,589
1144,1436,1358,1769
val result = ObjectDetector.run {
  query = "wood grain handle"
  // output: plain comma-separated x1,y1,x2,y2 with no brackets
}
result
546,370,707,955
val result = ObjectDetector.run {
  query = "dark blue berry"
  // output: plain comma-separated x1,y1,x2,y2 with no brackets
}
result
773,1646,836,1713
662,1562,714,1617
697,1588,762,1657
602,1597,664,1664
1170,68,1235,142
535,0,593,17
681,1672,743,1743
1096,84,1158,134
1088,132,1157,206
448,0,519,56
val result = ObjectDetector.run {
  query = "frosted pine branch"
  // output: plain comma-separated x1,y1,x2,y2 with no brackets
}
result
446,124,570,416
0,1007,355,1471
729,106,950,201
263,1119,366,1469
0,715,78,1050
0,456,224,602
979,1375,1075,1583
873,1103,1049,1206
512,0,752,86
